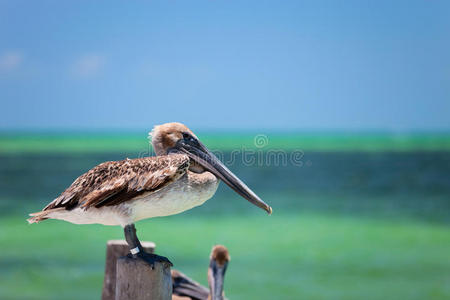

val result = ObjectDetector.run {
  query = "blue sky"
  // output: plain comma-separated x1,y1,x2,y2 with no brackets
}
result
0,0,449,131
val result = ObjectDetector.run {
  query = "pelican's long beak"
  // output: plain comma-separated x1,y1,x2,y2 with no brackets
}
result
174,138,272,214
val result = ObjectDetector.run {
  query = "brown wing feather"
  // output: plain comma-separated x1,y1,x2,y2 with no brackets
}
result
43,154,190,211
171,270,210,300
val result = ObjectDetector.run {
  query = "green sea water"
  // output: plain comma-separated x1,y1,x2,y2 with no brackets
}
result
0,133,449,299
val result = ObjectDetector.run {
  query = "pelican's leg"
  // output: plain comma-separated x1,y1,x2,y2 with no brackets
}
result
123,223,173,268
124,223,144,254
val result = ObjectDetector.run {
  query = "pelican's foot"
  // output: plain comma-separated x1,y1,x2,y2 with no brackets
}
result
129,250,173,269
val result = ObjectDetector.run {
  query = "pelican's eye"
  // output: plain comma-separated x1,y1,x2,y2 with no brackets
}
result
182,132,197,144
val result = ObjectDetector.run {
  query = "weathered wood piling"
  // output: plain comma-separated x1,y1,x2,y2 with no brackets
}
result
102,240,172,300
115,256,172,300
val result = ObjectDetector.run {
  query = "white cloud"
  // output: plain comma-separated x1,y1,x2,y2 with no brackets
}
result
72,54,106,78
0,51,22,71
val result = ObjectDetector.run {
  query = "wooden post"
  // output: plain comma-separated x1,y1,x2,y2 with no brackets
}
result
102,240,156,300
115,257,172,300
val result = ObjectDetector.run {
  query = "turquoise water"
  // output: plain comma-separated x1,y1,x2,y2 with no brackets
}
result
0,151,449,299
1,151,449,222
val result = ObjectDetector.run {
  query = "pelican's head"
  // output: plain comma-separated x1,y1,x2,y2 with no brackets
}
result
150,122,272,215
208,245,230,300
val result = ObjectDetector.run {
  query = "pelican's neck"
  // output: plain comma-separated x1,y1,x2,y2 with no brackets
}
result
188,160,207,173
208,260,226,300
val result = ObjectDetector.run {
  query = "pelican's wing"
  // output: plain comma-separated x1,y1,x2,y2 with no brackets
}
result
43,154,190,211
171,270,210,300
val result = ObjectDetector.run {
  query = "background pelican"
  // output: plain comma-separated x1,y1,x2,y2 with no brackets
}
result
172,245,230,300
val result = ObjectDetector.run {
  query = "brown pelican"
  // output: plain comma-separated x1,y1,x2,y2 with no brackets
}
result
28,123,271,266
172,245,230,300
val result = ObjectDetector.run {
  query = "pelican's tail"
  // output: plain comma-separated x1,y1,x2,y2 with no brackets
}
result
27,211,48,224
27,208,64,224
